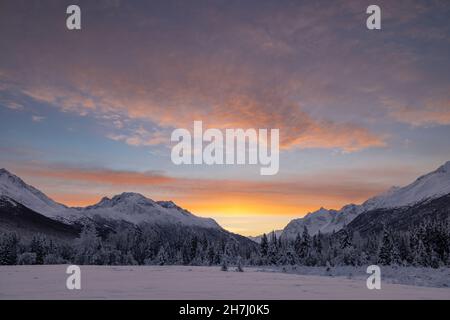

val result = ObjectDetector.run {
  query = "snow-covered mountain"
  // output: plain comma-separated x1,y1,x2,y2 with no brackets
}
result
362,161,450,210
0,168,73,221
0,168,220,230
0,195,79,238
282,161,450,239
77,192,220,229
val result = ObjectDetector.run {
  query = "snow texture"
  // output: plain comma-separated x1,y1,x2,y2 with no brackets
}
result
261,265,450,288
0,265,449,300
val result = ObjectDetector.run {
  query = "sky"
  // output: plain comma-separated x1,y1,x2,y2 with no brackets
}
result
1,0,450,236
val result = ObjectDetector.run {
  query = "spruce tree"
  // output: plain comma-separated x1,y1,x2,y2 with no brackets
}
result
378,227,393,265
30,236,45,265
267,232,279,265
340,229,352,249
391,241,402,266
413,239,428,267
157,245,169,265
75,224,102,264
316,231,323,254
260,233,268,258
0,233,19,265
297,226,311,262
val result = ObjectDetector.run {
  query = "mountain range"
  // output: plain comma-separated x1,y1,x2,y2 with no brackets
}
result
0,168,256,252
1,161,450,243
0,168,219,229
280,161,450,239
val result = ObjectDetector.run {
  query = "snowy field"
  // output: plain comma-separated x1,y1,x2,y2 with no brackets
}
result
262,265,450,288
0,265,449,300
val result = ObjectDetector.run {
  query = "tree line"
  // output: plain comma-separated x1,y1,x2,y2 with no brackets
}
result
257,218,450,268
1,218,449,268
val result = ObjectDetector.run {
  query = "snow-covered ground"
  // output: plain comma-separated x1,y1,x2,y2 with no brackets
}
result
1,265,449,299
260,266,450,288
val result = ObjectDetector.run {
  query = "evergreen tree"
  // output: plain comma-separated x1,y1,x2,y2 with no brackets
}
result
284,244,296,265
296,226,311,263
340,229,352,249
378,227,393,265
190,236,199,262
75,224,102,264
398,234,412,264
260,233,268,258
156,245,169,265
391,241,402,266
30,236,45,264
267,232,279,265
206,245,215,266
316,231,323,254
131,230,148,264
413,239,428,267
0,233,19,265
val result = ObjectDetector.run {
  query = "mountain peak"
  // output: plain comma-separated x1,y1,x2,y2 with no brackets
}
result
90,192,155,209
117,192,142,197
111,192,149,202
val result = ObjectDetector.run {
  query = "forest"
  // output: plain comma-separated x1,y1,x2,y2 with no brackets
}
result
1,218,449,268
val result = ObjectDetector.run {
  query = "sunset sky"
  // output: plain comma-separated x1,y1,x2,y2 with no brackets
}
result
1,0,450,235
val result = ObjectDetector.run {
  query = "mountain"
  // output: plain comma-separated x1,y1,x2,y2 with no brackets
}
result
0,168,72,221
0,168,255,250
77,192,220,229
0,168,220,230
0,195,79,239
362,161,450,209
281,161,450,239
344,193,450,237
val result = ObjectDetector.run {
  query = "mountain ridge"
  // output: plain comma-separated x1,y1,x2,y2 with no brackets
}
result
280,161,450,239
0,168,220,230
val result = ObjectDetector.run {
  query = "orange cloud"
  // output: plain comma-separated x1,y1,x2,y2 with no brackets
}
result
20,81,385,152
0,3,388,154
18,166,174,186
